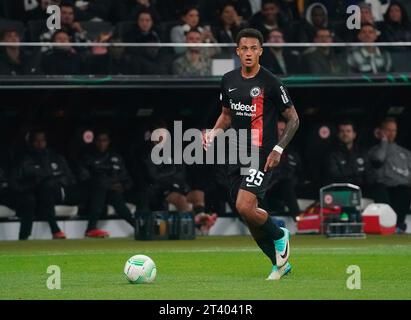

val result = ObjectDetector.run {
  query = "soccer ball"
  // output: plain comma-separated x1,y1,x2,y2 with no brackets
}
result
124,255,157,284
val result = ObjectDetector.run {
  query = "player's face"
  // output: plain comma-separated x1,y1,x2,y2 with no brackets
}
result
236,37,263,69
382,121,397,142
95,134,110,153
338,125,356,145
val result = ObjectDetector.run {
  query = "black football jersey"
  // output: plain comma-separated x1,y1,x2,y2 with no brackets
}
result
220,66,293,153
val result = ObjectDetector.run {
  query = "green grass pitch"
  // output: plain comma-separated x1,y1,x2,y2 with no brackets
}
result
0,235,410,300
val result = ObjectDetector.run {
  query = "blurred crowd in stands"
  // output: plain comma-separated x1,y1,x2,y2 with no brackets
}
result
0,117,410,239
0,0,411,75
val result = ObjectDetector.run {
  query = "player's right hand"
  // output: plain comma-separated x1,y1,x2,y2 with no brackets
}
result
202,129,216,151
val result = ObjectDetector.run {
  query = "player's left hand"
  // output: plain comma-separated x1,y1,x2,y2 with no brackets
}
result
264,150,282,172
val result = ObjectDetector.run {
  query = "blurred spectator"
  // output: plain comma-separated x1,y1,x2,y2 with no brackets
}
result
212,3,248,58
347,23,392,73
86,34,141,74
295,2,332,43
78,130,135,238
73,0,112,21
249,0,288,40
369,118,411,234
379,1,411,71
41,30,85,74
261,28,300,75
9,129,78,240
172,28,219,76
123,0,161,24
137,121,217,233
212,3,248,44
155,0,201,21
140,124,192,212
340,2,379,42
202,0,253,24
40,2,89,52
125,10,172,74
0,28,40,75
380,1,411,42
301,28,348,74
170,6,215,54
263,120,302,221
326,120,375,194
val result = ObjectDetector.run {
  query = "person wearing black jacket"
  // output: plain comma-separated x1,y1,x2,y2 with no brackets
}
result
0,28,40,75
326,120,375,195
9,129,77,240
79,130,135,238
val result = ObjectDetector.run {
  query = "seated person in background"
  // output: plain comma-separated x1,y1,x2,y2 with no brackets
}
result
301,28,348,75
369,118,411,234
249,0,288,40
9,129,79,240
73,0,112,22
124,10,172,74
124,0,161,24
203,0,252,25
380,1,411,42
86,34,141,74
347,23,392,74
0,28,40,75
379,1,411,71
263,120,302,221
326,120,375,196
40,2,89,52
170,6,214,54
340,2,380,42
212,3,248,57
79,130,135,238
172,28,219,76
141,122,217,232
296,2,331,43
41,31,85,75
261,28,300,75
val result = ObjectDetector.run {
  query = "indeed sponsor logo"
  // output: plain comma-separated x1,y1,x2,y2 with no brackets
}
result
229,99,256,112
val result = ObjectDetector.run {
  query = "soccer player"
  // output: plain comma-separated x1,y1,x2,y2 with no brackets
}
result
203,28,299,280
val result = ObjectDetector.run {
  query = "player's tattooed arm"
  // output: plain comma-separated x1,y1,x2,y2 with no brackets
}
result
278,106,300,149
264,106,299,172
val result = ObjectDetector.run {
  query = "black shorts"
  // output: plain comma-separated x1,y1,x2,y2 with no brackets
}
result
147,181,190,210
228,150,272,204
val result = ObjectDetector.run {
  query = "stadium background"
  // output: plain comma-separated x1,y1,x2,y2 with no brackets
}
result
0,0,410,237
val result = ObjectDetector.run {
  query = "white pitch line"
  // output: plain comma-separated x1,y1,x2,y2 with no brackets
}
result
0,245,410,258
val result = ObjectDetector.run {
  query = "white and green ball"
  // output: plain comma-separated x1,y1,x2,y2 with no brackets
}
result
124,255,157,284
